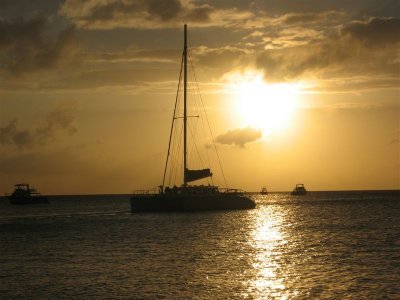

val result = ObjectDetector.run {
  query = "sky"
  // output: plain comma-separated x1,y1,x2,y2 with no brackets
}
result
0,0,399,194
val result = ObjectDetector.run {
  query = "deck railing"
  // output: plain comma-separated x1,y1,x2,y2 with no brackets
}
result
133,189,159,195
132,187,250,196
219,188,246,194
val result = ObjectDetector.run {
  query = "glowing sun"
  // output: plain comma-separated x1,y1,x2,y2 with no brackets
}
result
228,72,301,135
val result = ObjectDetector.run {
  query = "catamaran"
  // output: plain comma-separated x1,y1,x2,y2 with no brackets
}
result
130,25,255,212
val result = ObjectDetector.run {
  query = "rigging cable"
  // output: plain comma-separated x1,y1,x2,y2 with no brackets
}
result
168,88,184,186
188,50,228,189
186,77,205,170
188,52,213,184
162,52,184,188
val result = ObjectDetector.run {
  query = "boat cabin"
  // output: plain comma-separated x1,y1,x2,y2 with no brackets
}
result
12,183,33,196
291,183,307,195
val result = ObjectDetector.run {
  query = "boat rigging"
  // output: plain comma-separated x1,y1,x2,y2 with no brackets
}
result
130,24,255,211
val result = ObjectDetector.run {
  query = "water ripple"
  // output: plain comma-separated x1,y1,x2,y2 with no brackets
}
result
0,192,399,298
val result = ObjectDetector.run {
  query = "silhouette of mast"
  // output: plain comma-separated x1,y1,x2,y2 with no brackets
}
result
183,24,188,186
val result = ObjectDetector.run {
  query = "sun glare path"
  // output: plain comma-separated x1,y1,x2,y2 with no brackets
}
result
228,72,302,136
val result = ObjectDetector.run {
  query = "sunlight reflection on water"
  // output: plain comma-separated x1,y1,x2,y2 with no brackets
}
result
248,203,292,299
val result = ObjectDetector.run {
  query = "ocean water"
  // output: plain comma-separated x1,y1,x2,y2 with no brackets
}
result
0,191,399,299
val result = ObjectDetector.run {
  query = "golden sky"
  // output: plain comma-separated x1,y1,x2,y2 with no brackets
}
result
0,0,399,194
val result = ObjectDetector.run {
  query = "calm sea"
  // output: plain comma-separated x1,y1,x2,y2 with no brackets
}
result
0,191,399,299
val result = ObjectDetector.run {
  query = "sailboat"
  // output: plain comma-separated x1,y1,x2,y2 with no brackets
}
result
130,24,255,212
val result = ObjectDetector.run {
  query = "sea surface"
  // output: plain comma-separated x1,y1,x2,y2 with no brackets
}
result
0,191,399,299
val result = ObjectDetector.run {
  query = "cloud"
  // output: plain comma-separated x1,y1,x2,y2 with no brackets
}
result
0,102,78,149
0,45,248,91
42,68,179,90
341,17,400,47
261,27,324,49
1,10,398,95
0,17,80,75
215,127,262,148
0,119,33,148
276,11,343,26
59,0,252,29
190,46,249,75
85,45,248,69
255,17,400,89
83,48,181,63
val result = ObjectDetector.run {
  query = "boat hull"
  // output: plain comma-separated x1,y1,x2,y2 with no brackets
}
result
291,191,307,195
9,196,49,205
131,194,255,212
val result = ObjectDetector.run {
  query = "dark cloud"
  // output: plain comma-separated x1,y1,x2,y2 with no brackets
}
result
341,17,400,47
0,17,80,75
0,0,60,18
0,103,78,149
59,0,249,29
256,43,344,80
84,0,185,24
193,46,248,70
278,11,341,25
250,0,400,18
216,127,262,148
186,5,213,22
281,13,324,25
0,119,34,148
255,17,400,88
84,48,181,63
146,0,184,21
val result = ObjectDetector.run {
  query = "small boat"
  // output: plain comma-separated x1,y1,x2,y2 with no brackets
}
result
130,25,255,212
291,184,307,195
8,183,49,204
261,187,268,195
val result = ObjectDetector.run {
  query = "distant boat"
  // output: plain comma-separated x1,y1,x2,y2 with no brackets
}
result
130,25,255,212
8,183,49,204
261,187,268,195
291,184,307,195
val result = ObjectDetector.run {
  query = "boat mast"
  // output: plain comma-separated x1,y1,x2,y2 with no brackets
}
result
183,24,188,186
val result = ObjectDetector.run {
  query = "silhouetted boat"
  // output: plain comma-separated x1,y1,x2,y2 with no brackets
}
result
291,184,307,195
130,25,255,212
261,187,268,195
8,183,49,204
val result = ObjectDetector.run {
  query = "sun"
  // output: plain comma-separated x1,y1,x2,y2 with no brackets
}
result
228,72,301,136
